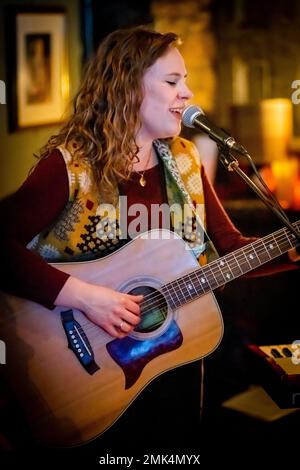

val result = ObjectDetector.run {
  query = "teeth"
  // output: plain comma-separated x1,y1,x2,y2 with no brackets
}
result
170,108,182,114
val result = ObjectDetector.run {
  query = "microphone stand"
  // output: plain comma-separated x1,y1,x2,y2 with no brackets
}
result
217,146,300,243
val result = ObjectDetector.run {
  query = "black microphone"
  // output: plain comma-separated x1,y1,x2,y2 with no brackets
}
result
181,104,248,156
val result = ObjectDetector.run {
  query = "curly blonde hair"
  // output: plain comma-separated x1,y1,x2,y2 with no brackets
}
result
37,26,179,199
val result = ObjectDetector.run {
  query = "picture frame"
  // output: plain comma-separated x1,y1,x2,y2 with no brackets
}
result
5,6,69,131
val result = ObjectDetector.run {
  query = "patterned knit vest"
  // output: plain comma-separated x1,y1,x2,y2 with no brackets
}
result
28,137,218,265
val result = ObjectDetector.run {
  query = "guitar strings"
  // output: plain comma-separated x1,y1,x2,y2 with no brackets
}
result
79,226,298,338
86,225,297,319
76,226,299,341
83,222,300,334
83,227,297,340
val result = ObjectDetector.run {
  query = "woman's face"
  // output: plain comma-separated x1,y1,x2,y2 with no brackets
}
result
138,47,193,142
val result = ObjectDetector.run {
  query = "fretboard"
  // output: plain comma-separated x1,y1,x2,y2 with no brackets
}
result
162,220,300,309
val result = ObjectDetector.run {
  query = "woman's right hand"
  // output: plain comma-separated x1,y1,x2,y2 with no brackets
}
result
55,276,143,338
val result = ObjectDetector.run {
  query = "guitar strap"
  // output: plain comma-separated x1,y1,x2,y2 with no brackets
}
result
154,139,219,265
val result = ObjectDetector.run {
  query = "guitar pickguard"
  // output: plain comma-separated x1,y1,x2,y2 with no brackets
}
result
106,320,183,388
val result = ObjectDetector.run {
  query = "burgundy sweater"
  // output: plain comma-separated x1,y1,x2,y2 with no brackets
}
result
0,150,297,308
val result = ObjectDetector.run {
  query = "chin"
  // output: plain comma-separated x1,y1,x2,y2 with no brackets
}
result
160,125,181,140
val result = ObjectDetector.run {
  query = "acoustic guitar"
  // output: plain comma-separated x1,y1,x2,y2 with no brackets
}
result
0,224,299,447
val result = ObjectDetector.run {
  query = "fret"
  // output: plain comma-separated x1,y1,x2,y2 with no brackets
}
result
189,272,206,296
209,264,221,288
184,274,200,298
264,234,289,259
224,252,243,277
216,257,235,283
236,250,252,273
202,265,219,290
178,276,194,301
211,260,228,285
194,270,210,294
276,230,294,251
163,283,182,309
173,279,185,306
263,240,282,261
231,252,244,277
253,239,271,264
162,286,177,310
242,244,262,270
267,233,284,257
289,233,299,248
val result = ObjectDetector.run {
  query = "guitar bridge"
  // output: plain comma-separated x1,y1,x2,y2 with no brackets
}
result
61,309,100,375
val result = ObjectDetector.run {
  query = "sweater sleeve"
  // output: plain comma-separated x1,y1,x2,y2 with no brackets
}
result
0,150,70,308
201,166,299,277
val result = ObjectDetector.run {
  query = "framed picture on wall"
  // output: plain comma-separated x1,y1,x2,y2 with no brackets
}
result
5,6,69,131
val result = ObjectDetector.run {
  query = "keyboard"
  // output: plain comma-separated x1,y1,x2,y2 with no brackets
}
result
247,343,300,408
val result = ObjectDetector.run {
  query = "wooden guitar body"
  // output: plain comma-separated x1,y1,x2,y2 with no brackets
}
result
0,230,223,447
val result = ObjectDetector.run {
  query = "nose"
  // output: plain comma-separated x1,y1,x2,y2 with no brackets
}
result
178,82,193,100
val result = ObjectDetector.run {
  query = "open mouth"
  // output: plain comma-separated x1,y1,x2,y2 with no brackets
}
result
170,108,183,118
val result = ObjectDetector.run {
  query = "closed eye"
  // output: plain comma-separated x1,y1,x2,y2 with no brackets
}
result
166,81,177,86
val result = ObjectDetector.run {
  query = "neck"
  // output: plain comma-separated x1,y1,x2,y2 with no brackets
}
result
134,142,157,171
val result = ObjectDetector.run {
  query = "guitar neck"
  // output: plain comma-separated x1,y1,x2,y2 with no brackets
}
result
162,220,300,309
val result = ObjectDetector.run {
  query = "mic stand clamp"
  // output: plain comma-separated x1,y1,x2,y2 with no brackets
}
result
217,146,300,243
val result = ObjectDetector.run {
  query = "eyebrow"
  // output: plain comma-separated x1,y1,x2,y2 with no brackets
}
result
165,72,188,78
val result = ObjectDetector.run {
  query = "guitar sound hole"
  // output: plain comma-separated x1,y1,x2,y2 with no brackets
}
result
128,286,168,333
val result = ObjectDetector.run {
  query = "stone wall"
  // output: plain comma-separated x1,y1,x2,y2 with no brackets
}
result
152,0,217,114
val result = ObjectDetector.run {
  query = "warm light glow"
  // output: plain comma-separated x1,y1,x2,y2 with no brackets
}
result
293,179,300,210
231,98,293,163
261,99,293,162
61,71,69,101
259,166,276,192
271,158,299,208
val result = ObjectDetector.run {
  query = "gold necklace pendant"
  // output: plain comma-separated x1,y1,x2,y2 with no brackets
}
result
139,173,146,187
137,146,153,187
